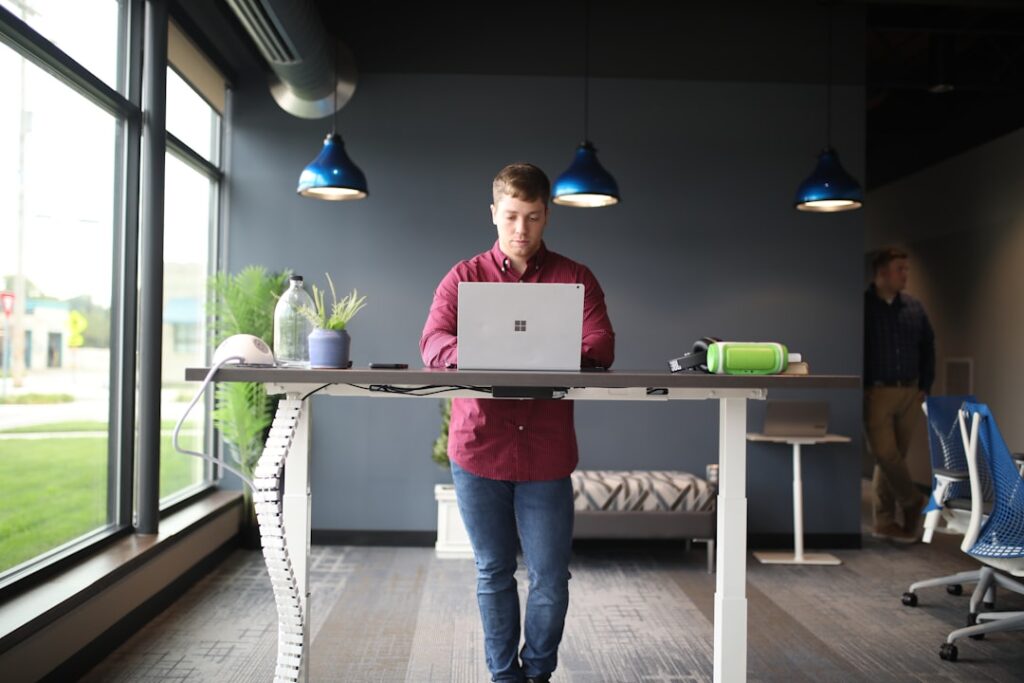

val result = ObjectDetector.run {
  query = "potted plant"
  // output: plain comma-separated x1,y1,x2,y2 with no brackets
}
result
208,265,289,547
296,273,367,368
433,398,473,558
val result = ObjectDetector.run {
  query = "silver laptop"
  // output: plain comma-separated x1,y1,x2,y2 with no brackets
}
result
762,400,829,437
457,282,584,371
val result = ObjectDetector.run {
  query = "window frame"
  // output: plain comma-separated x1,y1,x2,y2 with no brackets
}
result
0,0,231,595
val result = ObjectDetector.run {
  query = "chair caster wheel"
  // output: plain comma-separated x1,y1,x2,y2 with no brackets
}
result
946,584,963,596
902,592,918,607
967,613,986,640
939,643,958,661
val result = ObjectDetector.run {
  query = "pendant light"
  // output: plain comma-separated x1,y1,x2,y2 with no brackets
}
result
552,0,619,208
297,42,368,201
793,2,862,213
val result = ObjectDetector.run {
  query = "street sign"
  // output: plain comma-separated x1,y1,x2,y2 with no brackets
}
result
0,291,13,318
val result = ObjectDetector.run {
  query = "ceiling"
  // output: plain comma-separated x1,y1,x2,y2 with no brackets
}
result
866,2,1024,187
176,0,1024,190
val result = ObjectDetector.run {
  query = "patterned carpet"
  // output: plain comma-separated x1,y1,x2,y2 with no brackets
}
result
84,509,1024,681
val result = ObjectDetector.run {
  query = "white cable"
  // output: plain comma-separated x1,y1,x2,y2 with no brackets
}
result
172,356,254,489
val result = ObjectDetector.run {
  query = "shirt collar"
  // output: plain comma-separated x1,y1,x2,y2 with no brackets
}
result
491,240,549,276
868,283,902,307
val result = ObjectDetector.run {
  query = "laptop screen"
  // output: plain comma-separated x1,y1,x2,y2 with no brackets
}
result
762,401,830,437
457,282,584,371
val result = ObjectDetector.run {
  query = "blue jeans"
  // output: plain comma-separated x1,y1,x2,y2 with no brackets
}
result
451,460,574,682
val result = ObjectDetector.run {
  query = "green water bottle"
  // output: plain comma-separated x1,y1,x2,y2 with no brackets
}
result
706,341,791,375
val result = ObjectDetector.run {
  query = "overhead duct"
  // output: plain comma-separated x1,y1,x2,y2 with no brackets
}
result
225,0,356,119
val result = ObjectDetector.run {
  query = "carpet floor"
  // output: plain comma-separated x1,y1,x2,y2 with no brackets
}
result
83,494,1024,681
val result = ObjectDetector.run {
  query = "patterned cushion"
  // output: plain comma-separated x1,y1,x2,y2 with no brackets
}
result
571,470,715,513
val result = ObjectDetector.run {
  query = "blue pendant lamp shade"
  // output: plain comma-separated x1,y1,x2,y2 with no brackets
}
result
296,132,368,200
793,146,863,212
552,141,619,207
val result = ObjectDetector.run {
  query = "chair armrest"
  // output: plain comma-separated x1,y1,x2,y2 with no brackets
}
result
1012,452,1024,462
934,468,969,480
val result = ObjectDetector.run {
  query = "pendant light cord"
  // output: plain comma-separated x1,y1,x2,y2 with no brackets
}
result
583,0,590,143
825,1,833,147
332,39,338,135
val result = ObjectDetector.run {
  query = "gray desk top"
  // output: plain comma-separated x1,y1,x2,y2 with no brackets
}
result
185,366,859,390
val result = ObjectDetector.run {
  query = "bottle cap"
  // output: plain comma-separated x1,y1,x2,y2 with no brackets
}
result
290,275,303,282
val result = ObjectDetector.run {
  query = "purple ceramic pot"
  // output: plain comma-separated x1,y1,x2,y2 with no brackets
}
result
308,328,350,368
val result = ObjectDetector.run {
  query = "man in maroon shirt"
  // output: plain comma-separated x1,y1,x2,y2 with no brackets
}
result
420,163,614,682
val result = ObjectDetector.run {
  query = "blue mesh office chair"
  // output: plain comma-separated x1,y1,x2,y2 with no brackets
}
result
901,395,987,607
938,402,1024,662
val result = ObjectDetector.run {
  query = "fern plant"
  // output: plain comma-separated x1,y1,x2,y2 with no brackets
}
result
207,266,288,487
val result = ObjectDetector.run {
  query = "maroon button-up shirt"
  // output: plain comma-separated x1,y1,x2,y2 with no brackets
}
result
420,241,615,481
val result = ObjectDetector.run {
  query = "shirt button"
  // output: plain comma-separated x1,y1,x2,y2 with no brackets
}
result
518,425,524,431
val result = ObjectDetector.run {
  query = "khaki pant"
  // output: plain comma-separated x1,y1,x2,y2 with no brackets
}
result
863,386,922,526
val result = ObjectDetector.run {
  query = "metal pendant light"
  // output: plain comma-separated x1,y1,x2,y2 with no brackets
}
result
794,2,862,213
552,0,619,208
297,43,368,201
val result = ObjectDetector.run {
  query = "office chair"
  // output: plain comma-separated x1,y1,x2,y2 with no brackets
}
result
901,395,990,607
938,402,1024,662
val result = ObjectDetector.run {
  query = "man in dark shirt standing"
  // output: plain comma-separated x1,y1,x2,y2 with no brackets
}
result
420,163,614,682
864,247,934,543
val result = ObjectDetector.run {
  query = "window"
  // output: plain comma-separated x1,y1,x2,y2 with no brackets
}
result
0,3,230,586
0,35,120,576
159,23,225,504
0,0,122,90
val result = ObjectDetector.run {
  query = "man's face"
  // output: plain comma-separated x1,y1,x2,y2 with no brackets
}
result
878,257,910,292
491,194,547,264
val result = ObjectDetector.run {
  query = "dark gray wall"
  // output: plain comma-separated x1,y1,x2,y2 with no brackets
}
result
225,68,866,538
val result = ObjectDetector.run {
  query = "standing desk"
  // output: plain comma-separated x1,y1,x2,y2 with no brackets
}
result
186,366,858,683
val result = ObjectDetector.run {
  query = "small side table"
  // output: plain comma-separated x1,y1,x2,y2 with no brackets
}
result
747,432,851,566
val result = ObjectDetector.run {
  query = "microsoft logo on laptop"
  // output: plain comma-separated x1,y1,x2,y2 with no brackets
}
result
514,320,527,332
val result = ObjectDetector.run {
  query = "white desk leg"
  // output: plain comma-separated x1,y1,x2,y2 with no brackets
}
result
793,444,804,561
282,395,312,682
714,397,747,683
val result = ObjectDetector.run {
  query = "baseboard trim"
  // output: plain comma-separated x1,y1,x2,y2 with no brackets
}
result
42,538,237,683
312,529,435,547
748,533,862,550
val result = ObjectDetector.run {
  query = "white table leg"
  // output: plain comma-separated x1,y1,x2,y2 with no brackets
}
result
714,397,747,683
754,441,841,566
282,396,312,682
793,444,804,561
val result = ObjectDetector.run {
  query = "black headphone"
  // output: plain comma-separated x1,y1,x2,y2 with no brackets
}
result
667,337,722,373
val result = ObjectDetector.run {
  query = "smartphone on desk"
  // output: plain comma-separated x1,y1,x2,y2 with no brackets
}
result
369,362,408,369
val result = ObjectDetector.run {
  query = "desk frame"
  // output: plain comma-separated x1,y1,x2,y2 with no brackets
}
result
188,367,858,683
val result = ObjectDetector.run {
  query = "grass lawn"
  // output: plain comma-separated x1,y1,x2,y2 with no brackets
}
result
0,420,188,434
0,433,202,573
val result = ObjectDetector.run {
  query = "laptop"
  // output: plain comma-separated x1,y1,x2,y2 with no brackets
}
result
762,400,830,437
457,282,584,371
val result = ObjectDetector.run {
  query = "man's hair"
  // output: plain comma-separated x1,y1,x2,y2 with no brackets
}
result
492,163,550,205
872,246,909,274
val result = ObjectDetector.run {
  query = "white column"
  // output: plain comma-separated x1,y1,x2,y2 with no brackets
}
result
283,395,312,682
792,443,804,561
714,397,747,683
